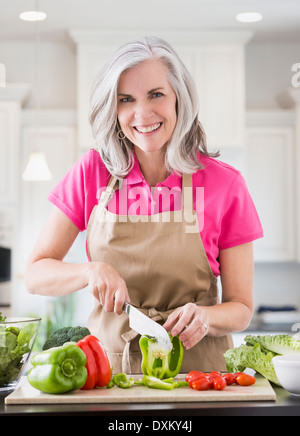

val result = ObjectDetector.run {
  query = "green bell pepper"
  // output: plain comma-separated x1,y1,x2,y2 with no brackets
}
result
27,343,87,394
139,334,184,380
142,376,189,390
143,375,176,390
113,373,134,389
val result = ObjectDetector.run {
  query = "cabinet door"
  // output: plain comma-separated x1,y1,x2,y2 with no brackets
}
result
18,125,76,270
245,127,295,262
0,102,20,203
12,123,76,315
192,45,245,150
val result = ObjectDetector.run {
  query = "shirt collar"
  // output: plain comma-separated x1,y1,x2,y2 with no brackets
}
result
124,152,144,185
124,151,182,190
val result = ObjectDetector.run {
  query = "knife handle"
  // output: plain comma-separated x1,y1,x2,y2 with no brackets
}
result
123,301,130,314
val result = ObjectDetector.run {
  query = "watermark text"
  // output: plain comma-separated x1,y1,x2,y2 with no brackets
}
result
96,185,204,233
292,63,300,88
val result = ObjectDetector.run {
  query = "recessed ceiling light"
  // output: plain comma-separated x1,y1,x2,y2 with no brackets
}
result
236,12,263,23
19,10,47,22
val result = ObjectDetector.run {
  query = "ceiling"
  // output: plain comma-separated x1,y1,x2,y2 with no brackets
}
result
0,0,300,44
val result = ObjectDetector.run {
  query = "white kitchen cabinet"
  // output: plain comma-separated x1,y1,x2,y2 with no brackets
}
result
69,29,252,152
0,85,30,309
17,110,77,271
0,85,30,204
11,110,77,315
0,207,14,248
245,111,296,262
278,88,300,262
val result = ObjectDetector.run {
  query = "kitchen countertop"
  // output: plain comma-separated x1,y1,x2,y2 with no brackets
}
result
245,320,297,333
1,383,300,417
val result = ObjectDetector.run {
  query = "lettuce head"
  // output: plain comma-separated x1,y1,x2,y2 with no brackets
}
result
224,333,300,387
245,334,300,355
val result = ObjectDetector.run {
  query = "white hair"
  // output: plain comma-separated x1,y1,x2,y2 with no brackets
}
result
89,36,218,179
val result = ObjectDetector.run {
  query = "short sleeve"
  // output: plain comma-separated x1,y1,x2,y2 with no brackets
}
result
48,153,90,232
218,173,264,250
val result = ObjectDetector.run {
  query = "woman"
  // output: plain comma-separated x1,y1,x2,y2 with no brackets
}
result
25,36,263,373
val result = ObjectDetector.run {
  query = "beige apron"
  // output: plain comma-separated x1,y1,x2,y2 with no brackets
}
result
87,173,233,374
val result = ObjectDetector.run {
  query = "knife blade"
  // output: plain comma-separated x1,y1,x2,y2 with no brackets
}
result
123,302,172,351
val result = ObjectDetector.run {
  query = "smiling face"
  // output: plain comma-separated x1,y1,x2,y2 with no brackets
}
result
117,59,177,155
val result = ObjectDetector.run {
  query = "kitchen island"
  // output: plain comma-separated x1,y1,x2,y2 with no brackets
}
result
1,383,299,417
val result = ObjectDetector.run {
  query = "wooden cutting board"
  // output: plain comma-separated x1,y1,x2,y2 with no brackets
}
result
5,375,276,404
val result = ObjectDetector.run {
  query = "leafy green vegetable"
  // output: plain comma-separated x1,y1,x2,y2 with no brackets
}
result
0,320,39,387
224,345,248,374
0,331,18,370
244,344,280,385
42,326,91,350
225,334,300,387
245,334,300,355
224,343,280,386
0,313,7,323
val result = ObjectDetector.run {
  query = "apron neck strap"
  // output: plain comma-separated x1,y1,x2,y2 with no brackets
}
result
107,176,119,191
99,176,120,209
182,173,194,213
182,173,193,189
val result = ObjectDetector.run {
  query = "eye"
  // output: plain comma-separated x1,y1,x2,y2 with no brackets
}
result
151,92,163,99
119,96,134,103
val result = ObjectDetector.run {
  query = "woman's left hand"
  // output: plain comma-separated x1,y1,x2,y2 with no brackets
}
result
163,303,209,350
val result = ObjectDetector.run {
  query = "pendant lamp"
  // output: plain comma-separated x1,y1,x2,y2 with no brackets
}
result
22,151,52,181
22,0,52,182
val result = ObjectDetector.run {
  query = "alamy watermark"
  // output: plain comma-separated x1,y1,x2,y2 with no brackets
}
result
291,63,300,88
292,323,300,336
95,185,204,233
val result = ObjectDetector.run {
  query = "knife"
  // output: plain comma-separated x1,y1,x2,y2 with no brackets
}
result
123,301,172,351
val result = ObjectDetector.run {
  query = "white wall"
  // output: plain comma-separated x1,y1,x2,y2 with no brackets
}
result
246,42,300,109
253,263,300,309
1,39,299,112
244,42,300,312
0,40,76,109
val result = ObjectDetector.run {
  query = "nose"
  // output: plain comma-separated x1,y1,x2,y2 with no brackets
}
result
133,101,154,122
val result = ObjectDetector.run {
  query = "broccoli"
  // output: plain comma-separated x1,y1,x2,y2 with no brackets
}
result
42,326,91,350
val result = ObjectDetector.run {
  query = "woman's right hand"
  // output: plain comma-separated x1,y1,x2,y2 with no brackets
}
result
87,262,130,315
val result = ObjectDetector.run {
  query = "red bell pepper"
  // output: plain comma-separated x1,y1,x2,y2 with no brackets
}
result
76,335,111,389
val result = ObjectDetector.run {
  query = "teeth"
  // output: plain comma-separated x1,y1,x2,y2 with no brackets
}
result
135,123,161,133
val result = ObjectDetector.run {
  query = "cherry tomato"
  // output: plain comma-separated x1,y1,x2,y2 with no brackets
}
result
185,371,206,387
223,373,236,386
192,377,213,391
185,371,205,383
213,376,227,391
236,374,256,386
232,372,245,383
208,371,222,380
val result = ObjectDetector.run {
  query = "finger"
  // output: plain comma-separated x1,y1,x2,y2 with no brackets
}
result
114,288,127,315
89,280,106,303
163,309,181,332
99,283,107,306
169,306,196,337
179,317,207,349
89,285,103,304
184,329,207,350
103,284,115,312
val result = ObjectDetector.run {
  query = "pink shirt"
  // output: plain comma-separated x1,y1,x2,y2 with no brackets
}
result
48,149,263,277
